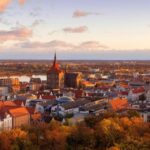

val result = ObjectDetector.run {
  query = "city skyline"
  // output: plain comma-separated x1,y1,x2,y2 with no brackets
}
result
0,0,150,60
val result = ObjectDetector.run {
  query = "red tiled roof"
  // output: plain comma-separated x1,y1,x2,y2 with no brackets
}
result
75,89,84,98
37,93,56,100
26,107,35,114
13,100,26,106
120,84,129,88
0,101,16,107
119,91,128,95
8,107,29,117
41,95,56,100
132,87,145,94
47,63,62,74
0,101,17,110
0,106,19,113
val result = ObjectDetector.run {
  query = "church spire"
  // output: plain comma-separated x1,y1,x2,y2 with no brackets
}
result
53,52,57,67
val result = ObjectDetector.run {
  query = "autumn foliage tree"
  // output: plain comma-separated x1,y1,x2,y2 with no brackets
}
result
0,111,149,150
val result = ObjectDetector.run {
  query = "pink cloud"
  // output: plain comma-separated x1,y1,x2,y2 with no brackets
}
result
63,26,88,33
0,27,32,42
0,0,26,12
19,40,74,50
31,19,43,27
0,0,11,12
78,41,108,50
18,0,26,5
17,40,108,51
73,10,100,18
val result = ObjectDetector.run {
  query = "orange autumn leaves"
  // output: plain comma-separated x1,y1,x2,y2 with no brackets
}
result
0,112,149,150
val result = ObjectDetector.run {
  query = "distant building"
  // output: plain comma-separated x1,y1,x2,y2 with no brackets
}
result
65,72,82,88
81,80,95,88
29,78,42,91
0,86,9,96
0,78,20,93
0,78,12,86
146,90,150,101
0,78,19,86
47,53,64,89
74,89,85,99
128,87,145,101
30,78,41,83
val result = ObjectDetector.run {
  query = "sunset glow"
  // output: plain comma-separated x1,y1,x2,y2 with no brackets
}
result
0,0,150,59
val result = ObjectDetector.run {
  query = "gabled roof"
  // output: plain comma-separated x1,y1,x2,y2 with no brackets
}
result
37,91,56,100
8,107,29,117
0,101,17,108
40,95,56,100
13,100,26,106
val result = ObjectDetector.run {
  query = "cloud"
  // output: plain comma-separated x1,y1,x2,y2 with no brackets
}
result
78,41,108,50
17,40,108,51
48,30,59,36
30,12,39,17
63,26,88,33
49,26,88,35
0,18,10,25
0,0,26,12
0,0,11,12
18,0,26,5
0,27,32,42
18,40,74,50
31,19,43,27
29,8,41,18
73,10,100,18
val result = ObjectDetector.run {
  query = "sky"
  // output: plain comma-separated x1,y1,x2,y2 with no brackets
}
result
0,0,150,60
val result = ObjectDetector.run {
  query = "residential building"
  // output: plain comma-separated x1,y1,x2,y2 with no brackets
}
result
8,107,30,128
0,113,12,130
128,87,145,101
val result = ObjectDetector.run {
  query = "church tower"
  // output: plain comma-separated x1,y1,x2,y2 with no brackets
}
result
47,53,64,89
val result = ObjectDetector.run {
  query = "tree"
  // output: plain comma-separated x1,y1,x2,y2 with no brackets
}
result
0,132,11,150
67,123,95,150
95,118,125,148
127,110,140,118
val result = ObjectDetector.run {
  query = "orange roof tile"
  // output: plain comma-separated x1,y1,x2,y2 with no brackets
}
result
31,113,41,120
0,101,17,107
9,107,29,117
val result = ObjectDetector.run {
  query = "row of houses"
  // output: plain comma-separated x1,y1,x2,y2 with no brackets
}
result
0,100,41,130
0,85,149,131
